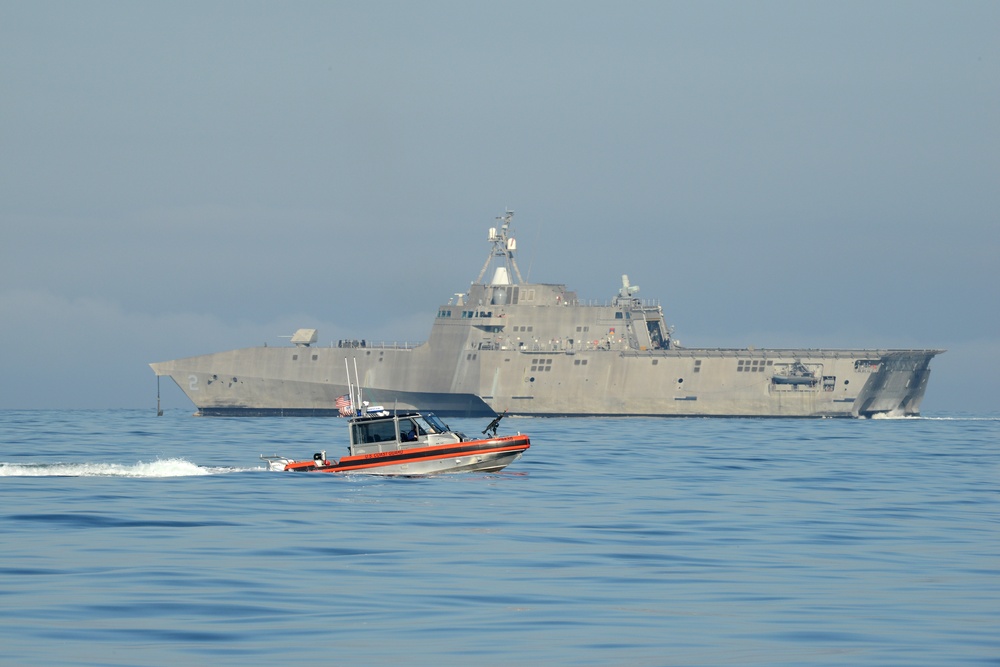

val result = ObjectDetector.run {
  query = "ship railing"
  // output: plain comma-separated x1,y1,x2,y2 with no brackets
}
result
618,348,944,358
333,340,422,350
578,298,662,308
488,339,635,353
481,341,942,357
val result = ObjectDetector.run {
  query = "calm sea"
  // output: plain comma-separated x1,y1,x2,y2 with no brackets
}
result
1,410,997,666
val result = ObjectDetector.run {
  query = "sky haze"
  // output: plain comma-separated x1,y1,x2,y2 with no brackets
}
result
2,2,998,414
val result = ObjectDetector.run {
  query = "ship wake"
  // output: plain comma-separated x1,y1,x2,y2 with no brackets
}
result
0,459,251,478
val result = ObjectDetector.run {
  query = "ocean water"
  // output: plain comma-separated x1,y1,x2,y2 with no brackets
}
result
1,410,997,667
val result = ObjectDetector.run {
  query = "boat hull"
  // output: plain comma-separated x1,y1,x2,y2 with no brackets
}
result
280,436,530,476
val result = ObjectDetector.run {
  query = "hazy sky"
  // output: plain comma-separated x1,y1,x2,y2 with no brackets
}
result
2,1,998,413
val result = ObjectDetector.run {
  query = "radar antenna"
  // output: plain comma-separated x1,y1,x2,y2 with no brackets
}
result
475,210,524,285
614,274,640,306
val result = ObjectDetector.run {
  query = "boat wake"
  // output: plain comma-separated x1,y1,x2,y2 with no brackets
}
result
869,413,999,421
0,459,250,478
870,411,922,420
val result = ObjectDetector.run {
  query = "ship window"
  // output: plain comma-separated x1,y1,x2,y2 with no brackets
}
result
292,354,298,361
615,312,623,319
312,354,318,361
694,359,702,373
530,359,553,372
652,359,658,366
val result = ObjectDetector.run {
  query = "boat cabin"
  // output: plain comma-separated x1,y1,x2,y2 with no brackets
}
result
348,412,463,455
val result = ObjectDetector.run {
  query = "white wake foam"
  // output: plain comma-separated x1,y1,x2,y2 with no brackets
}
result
870,411,921,420
0,459,247,478
868,413,999,421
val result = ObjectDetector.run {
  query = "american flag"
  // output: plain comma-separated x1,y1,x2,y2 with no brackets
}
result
335,394,353,417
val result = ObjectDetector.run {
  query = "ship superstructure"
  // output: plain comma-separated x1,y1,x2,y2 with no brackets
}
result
151,211,942,418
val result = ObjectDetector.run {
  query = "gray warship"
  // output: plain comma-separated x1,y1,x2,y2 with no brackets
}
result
151,211,943,418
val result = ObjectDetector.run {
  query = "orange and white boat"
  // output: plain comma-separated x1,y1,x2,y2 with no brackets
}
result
261,410,529,476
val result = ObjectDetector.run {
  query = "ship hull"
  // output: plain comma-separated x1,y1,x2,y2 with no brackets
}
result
152,345,939,418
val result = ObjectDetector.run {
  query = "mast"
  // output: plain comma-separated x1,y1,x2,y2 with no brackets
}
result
475,210,523,285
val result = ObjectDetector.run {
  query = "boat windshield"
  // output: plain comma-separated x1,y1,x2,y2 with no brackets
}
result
352,418,398,445
421,413,450,434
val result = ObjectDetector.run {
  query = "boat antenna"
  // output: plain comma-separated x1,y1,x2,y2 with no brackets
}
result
344,357,359,416
352,357,363,416
344,357,354,410
156,376,163,417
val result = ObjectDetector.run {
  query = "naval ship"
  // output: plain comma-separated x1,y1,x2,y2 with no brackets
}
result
151,211,943,418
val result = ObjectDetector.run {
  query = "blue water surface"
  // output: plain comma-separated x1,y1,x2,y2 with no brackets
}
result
1,410,998,666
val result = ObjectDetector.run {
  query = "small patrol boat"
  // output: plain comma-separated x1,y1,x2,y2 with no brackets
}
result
261,410,529,476
770,360,819,386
